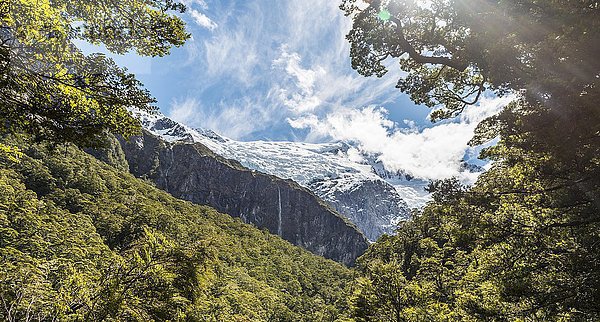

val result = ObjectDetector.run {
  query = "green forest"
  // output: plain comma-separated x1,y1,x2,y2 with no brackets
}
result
0,138,355,321
341,0,599,320
1,0,599,321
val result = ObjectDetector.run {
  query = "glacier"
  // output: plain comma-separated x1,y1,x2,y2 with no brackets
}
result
132,110,444,241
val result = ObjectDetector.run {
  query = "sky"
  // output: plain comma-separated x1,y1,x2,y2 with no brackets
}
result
95,0,511,181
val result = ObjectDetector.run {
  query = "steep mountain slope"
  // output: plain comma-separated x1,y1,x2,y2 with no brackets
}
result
134,111,431,240
0,140,355,321
118,131,368,265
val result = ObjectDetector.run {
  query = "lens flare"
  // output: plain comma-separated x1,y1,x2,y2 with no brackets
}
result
378,9,391,21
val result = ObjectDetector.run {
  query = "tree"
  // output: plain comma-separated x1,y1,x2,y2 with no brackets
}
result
341,0,599,122
1,138,356,321
0,0,189,146
342,0,600,320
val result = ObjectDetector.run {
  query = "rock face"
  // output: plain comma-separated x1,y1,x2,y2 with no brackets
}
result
131,110,424,241
119,131,369,265
308,179,410,241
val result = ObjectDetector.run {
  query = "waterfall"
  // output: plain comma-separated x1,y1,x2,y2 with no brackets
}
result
163,146,175,190
277,187,282,236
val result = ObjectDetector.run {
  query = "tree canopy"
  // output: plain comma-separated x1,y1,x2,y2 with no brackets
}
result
342,0,600,320
0,0,189,146
341,0,599,122
0,137,355,321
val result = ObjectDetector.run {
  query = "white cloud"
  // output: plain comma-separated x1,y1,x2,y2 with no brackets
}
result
269,45,405,127
189,9,217,30
193,0,209,10
168,92,286,140
273,48,320,94
201,2,265,86
181,0,209,10
154,0,518,185
185,0,406,139
167,0,505,187
180,0,216,30
168,97,201,125
289,95,514,181
272,46,326,113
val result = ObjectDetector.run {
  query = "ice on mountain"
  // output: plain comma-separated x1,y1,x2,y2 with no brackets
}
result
134,110,443,240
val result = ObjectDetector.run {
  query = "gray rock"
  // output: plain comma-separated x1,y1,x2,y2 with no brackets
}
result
309,178,410,241
119,130,369,266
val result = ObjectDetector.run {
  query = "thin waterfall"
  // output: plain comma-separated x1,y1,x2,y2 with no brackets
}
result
277,187,282,236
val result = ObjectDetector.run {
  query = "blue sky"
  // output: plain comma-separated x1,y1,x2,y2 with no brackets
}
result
111,0,430,140
95,0,511,180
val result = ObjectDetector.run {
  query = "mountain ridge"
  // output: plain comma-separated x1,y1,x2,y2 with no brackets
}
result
133,110,431,240
118,130,369,265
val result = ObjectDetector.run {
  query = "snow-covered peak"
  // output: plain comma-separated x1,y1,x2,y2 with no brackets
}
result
134,109,433,209
133,109,492,240
130,109,494,239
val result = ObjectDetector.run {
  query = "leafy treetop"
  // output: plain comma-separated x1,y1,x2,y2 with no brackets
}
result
1,0,189,146
342,1,600,320
340,0,599,122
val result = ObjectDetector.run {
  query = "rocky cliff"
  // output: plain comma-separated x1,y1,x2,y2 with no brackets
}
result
118,131,369,265
308,178,410,241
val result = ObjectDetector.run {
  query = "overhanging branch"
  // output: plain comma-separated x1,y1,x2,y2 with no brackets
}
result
361,0,469,71
389,16,469,71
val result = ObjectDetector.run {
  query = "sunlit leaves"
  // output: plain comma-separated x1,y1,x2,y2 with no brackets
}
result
0,144,22,163
341,0,599,124
0,139,355,320
0,0,189,146
350,103,600,320
344,0,599,320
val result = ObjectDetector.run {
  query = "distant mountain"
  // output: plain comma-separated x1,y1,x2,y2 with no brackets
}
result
117,130,368,265
133,110,480,241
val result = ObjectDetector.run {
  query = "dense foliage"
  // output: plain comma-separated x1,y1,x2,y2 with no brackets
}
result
0,0,189,146
2,0,598,320
341,0,599,121
341,0,599,320
350,117,600,320
0,140,355,321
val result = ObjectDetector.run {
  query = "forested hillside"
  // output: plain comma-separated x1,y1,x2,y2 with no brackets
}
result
1,1,359,320
117,130,369,265
0,140,354,321
1,0,598,320
342,0,599,320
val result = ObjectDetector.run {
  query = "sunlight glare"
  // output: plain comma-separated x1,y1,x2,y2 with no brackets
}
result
378,9,391,21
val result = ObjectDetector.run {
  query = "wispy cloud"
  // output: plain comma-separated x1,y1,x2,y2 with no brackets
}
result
272,46,325,113
204,31,259,84
189,9,218,30
158,0,511,183
180,0,209,11
181,0,217,30
168,93,287,140
141,0,516,183
164,0,413,140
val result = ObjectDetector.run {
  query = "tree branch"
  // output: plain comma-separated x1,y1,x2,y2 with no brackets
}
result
362,0,469,71
390,16,469,71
